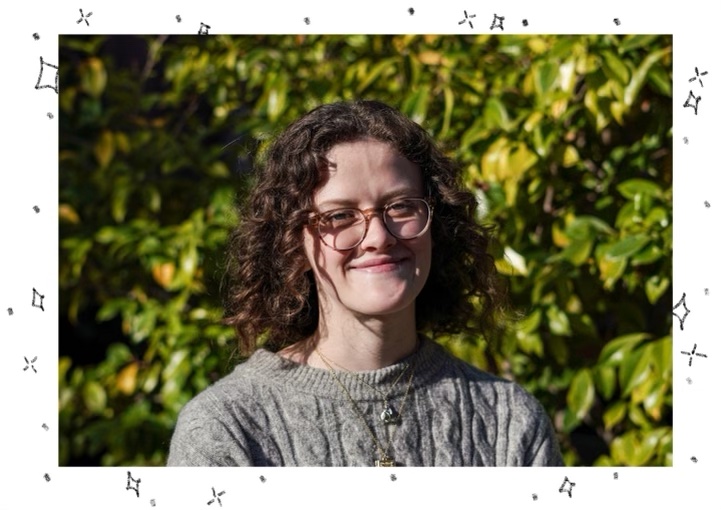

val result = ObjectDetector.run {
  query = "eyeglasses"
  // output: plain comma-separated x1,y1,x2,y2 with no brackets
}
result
309,197,433,251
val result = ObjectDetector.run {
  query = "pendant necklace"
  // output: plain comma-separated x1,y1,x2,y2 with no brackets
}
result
316,343,418,467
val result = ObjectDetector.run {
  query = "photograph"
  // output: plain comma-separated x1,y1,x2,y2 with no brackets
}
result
58,34,672,467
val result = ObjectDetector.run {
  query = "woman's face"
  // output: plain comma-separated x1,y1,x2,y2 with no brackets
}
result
302,138,432,322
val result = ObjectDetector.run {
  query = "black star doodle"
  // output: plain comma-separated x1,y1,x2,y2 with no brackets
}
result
126,471,141,498
490,13,505,30
198,22,210,35
559,476,575,498
24,356,38,373
680,343,707,366
77,9,93,26
458,10,476,29
207,487,226,507
408,7,415,15
35,57,59,94
672,292,690,330
689,67,708,87
683,90,701,115
613,18,621,25
32,288,45,311
33,33,40,40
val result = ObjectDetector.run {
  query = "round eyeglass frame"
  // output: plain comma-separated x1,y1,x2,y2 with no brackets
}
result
308,197,434,251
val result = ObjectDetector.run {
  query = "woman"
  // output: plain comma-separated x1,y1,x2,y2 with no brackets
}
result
167,100,563,467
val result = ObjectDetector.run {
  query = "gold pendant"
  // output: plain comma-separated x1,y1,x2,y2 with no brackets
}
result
375,456,395,467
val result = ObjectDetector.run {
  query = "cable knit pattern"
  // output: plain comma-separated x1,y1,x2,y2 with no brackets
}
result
167,337,564,467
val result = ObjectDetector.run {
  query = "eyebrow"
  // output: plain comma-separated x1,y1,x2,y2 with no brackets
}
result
317,188,424,209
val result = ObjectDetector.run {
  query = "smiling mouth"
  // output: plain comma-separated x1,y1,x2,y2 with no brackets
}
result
351,258,408,273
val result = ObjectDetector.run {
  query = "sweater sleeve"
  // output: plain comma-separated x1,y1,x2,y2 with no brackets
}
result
166,392,254,467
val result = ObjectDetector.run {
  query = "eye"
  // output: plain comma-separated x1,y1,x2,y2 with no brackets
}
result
322,209,360,227
386,200,417,216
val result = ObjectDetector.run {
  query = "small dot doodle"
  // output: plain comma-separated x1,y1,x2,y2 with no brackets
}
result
686,377,693,384
33,33,40,40
47,112,53,119
408,7,415,15
705,288,709,295
7,308,13,316
489,13,505,30
458,10,476,29
42,423,49,431
34,206,40,213
44,473,50,482
260,475,266,483
198,22,210,35
150,499,156,507
613,18,621,25
532,494,538,501
613,472,618,479
127,471,141,498
390,474,397,481
683,136,689,144
704,201,710,208
304,17,310,25
691,456,698,463
522,19,528,26
176,15,181,22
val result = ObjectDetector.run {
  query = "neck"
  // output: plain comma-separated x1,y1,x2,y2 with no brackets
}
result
283,308,419,371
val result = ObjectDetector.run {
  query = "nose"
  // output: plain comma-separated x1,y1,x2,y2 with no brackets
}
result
359,214,396,250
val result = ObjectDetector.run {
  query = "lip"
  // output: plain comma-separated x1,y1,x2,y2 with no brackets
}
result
350,256,408,273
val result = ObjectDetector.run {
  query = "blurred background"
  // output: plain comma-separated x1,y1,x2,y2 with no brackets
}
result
59,34,672,467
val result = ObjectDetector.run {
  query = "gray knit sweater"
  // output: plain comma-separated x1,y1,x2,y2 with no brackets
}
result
167,337,564,467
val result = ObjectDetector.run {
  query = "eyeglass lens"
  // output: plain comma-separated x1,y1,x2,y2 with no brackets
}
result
319,199,430,250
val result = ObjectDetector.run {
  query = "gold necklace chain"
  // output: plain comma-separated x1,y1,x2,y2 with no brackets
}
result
318,351,413,424
316,348,418,467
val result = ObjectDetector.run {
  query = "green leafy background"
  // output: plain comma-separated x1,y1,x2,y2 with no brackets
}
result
59,34,672,467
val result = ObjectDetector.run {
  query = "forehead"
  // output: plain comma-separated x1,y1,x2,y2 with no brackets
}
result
313,139,423,205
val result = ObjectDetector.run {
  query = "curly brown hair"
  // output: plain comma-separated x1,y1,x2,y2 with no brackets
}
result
223,100,508,357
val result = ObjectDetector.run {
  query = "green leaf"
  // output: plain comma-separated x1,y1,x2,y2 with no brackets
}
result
624,47,670,108
567,368,595,422
605,234,650,259
598,333,651,366
82,381,107,414
593,365,616,400
617,179,664,200
603,401,626,430
645,275,669,304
